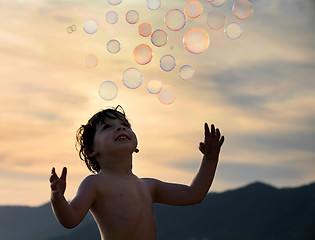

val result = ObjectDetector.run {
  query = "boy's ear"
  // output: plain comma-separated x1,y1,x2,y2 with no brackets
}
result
84,149,98,158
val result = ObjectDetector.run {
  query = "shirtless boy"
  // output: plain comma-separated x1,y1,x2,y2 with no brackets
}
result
50,106,224,240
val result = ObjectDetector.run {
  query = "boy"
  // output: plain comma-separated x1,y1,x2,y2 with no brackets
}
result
50,106,224,240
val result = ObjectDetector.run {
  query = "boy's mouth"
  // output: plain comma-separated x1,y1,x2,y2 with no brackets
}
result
115,134,130,141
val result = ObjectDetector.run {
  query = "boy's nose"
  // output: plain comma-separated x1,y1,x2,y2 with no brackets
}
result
116,125,126,131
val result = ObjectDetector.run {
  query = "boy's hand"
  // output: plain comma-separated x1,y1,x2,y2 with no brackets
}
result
199,123,224,160
50,167,67,198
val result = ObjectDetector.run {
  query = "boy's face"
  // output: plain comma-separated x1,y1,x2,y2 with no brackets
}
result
92,115,138,159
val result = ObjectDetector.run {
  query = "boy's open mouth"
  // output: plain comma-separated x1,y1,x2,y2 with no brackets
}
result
115,134,130,141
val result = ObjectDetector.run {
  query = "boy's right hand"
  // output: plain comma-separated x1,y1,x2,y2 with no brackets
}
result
50,167,67,198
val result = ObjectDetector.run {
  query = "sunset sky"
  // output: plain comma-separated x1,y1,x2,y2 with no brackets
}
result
0,0,314,206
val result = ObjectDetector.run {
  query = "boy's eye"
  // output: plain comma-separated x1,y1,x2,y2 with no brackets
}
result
122,123,130,127
103,124,110,129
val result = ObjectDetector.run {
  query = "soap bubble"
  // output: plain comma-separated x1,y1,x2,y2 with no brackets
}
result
134,44,153,65
71,25,77,31
147,0,161,10
165,9,186,31
67,26,73,34
206,10,225,30
122,68,143,89
160,55,176,72
210,0,226,7
83,19,98,34
107,39,121,54
185,0,203,19
138,23,152,37
106,11,118,24
146,78,163,94
179,65,195,80
126,10,139,24
151,29,168,47
158,85,176,105
233,0,253,20
107,0,122,6
224,22,243,39
98,81,118,101
183,28,209,54
205,0,214,2
85,54,98,68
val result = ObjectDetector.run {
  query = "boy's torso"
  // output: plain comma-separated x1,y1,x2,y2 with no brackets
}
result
90,172,156,240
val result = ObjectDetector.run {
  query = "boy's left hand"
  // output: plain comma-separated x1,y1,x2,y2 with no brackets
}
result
199,123,224,160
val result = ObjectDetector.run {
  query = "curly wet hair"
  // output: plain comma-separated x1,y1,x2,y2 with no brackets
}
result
76,106,131,173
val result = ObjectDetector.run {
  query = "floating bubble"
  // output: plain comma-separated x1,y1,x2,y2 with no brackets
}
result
138,23,152,37
165,9,186,31
71,25,77,31
224,22,243,39
206,10,225,30
98,81,118,101
233,0,253,20
160,55,176,72
107,0,122,5
126,10,139,24
122,68,143,89
67,26,73,34
107,39,121,54
85,54,98,68
83,19,98,34
183,28,209,54
185,0,203,19
147,0,161,10
179,65,195,80
158,85,176,105
210,0,226,7
106,11,118,24
133,44,153,65
151,29,168,47
146,78,163,94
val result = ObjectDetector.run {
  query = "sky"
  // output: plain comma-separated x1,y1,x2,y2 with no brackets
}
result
0,0,314,206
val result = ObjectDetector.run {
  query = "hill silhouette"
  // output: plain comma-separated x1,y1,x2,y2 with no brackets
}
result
1,181,314,240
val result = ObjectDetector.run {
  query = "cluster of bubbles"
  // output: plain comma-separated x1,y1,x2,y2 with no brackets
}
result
66,24,77,34
73,0,253,104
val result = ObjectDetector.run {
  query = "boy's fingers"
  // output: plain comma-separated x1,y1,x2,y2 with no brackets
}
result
211,124,215,137
60,167,67,180
216,128,221,141
204,123,210,137
219,136,225,146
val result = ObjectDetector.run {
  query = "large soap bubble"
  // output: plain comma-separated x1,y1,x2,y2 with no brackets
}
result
138,23,152,37
106,11,118,24
183,28,209,54
147,0,161,10
210,0,226,7
165,9,186,31
224,22,243,39
98,81,118,101
126,10,139,24
158,85,176,105
233,0,253,20
185,0,203,19
206,10,225,30
146,78,163,94
107,0,122,6
151,29,168,47
179,65,195,80
133,44,153,65
122,68,143,89
160,55,176,72
107,39,121,54
83,19,98,34
85,54,98,68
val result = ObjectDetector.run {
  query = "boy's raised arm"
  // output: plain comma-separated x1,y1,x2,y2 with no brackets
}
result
50,167,96,228
150,123,224,206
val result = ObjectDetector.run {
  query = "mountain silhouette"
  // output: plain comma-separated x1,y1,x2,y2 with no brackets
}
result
1,181,314,240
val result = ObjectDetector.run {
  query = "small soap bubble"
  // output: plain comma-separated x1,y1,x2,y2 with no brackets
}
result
134,44,153,65
179,65,195,80
183,28,209,54
224,22,243,39
160,55,176,72
165,9,186,31
151,29,168,47
67,26,73,34
83,19,98,34
107,0,122,6
138,23,152,37
206,10,225,30
71,25,77,31
233,0,253,20
185,0,203,19
107,39,121,54
147,0,161,10
126,10,139,24
98,81,118,101
147,78,163,94
122,68,143,89
106,11,118,24
85,54,98,68
158,85,176,105
210,0,226,7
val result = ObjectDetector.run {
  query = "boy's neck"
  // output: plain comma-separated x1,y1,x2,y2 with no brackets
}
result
98,155,133,175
